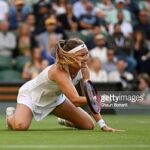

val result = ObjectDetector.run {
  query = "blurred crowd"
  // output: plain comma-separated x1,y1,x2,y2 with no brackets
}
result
0,0,150,94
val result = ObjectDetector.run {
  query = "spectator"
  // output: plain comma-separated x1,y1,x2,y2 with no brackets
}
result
134,10,150,39
90,34,107,63
124,0,139,21
107,0,131,24
95,0,114,22
103,48,117,73
133,31,150,75
22,47,49,80
25,13,36,35
14,23,37,57
52,0,67,16
109,11,133,38
23,0,35,6
0,20,16,57
108,23,136,73
139,0,150,17
108,23,127,50
146,33,150,51
108,59,133,89
85,26,102,50
79,2,99,31
138,73,150,105
73,0,89,19
68,0,77,4
37,16,67,50
89,57,108,82
41,34,57,65
57,4,78,31
9,0,34,6
33,0,51,34
8,0,32,30
0,0,9,21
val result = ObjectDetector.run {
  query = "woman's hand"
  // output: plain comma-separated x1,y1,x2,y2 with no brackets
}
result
101,125,125,132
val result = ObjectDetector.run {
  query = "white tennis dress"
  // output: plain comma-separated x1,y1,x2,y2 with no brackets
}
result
17,65,82,121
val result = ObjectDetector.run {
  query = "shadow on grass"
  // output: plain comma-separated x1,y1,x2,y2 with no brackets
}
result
29,128,77,132
0,128,103,133
0,128,77,132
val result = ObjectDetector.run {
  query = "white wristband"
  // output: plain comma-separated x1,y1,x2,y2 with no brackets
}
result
97,119,106,128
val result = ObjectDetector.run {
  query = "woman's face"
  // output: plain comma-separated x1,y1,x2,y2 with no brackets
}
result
135,32,143,41
138,78,148,91
91,58,101,71
95,39,105,47
19,25,29,36
114,25,121,34
26,14,35,25
70,48,89,69
0,21,9,32
45,23,56,33
33,48,41,60
66,5,72,14
107,50,114,61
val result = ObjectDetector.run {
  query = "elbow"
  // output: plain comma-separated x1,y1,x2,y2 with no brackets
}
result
71,99,80,107
70,96,85,107
69,96,81,107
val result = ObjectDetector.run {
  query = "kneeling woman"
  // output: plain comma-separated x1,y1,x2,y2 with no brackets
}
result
7,38,120,132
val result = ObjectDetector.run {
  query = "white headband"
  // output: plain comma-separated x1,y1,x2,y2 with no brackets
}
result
68,44,87,53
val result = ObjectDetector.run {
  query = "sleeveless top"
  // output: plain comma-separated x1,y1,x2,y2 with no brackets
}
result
19,65,82,107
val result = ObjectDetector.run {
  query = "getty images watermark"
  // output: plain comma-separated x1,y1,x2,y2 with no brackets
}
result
98,91,146,108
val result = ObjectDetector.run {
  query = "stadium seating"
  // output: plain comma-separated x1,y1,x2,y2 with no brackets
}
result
0,56,13,70
65,31,87,41
0,69,23,83
0,83,21,101
15,56,31,72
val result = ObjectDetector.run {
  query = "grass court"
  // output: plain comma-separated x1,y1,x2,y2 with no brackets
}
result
0,114,150,150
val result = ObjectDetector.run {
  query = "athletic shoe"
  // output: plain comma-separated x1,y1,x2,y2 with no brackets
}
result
57,118,74,128
6,107,15,117
57,118,67,126
6,107,15,129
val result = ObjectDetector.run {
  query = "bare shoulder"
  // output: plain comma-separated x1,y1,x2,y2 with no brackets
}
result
48,65,69,82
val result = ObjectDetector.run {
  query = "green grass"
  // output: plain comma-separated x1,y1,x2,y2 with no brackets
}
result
0,115,150,150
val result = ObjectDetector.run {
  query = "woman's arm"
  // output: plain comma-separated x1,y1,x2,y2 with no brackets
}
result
51,66,87,107
81,63,122,132
51,65,123,132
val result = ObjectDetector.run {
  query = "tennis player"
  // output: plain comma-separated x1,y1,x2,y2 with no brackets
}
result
6,38,120,132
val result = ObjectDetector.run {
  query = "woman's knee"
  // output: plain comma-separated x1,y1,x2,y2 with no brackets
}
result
84,120,95,130
14,121,29,131
7,117,29,131
82,123,94,130
78,119,95,130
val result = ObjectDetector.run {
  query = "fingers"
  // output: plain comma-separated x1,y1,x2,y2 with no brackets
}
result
101,126,125,132
109,128,125,132
114,129,125,132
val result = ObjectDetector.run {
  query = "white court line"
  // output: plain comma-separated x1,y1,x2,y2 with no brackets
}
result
0,145,150,149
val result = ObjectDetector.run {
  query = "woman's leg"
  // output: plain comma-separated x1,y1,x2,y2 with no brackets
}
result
7,104,33,131
52,100,94,130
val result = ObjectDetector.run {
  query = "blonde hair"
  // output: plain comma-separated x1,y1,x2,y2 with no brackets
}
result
55,38,84,66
